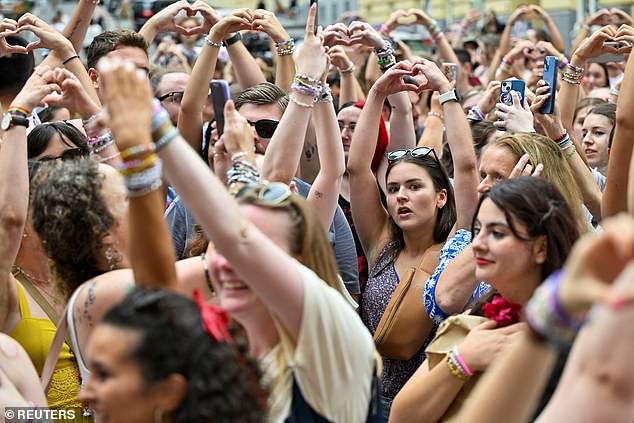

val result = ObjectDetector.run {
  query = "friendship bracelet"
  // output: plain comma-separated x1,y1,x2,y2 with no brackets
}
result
62,55,80,66
427,111,443,120
467,106,485,121
205,36,223,48
118,153,160,176
99,151,121,163
126,179,163,198
289,95,314,108
553,130,568,144
7,107,30,117
318,84,333,103
120,143,154,160
124,160,163,190
339,62,355,74
446,353,468,381
154,125,179,152
452,346,474,377
275,38,295,56
558,55,569,70
565,145,577,160
231,151,248,162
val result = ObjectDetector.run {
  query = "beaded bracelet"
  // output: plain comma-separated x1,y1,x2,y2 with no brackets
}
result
124,160,163,190
99,151,121,163
120,143,154,160
88,132,114,154
127,178,163,198
446,353,469,381
564,145,577,160
318,84,333,103
231,151,248,162
427,111,443,120
154,126,179,152
524,269,584,348
289,95,314,108
452,346,474,377
205,36,222,48
339,62,355,74
427,20,440,38
558,55,569,70
275,38,295,56
467,106,485,122
374,38,394,58
118,153,160,176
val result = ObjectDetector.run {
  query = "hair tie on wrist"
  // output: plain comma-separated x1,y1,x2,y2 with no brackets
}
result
62,55,80,66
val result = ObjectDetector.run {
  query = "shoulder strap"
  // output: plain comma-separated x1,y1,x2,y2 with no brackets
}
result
12,269,60,324
41,305,68,394
418,243,443,275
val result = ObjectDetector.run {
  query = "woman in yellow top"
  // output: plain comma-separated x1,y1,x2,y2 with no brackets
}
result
0,66,86,416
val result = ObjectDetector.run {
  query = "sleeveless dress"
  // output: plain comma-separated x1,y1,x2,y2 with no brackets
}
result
360,241,428,400
10,283,84,414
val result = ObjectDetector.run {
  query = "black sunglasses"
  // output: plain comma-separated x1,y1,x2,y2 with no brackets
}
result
247,119,279,138
158,91,184,103
38,147,89,162
387,146,439,164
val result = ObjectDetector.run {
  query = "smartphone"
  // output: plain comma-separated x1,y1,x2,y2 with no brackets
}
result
209,80,231,137
442,63,458,82
309,0,318,35
540,56,558,114
500,79,525,106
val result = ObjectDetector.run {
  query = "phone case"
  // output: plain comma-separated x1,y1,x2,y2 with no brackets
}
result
540,56,558,114
210,80,231,137
500,79,526,106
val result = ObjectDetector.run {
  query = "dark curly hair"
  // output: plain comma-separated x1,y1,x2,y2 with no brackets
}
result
31,158,115,299
101,288,266,422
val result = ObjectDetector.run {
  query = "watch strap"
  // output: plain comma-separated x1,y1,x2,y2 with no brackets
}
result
438,88,459,106
223,32,242,47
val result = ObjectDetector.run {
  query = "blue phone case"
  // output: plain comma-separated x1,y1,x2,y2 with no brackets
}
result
540,56,558,114
500,80,525,106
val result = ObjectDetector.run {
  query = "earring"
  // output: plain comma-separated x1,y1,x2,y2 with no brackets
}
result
104,245,122,271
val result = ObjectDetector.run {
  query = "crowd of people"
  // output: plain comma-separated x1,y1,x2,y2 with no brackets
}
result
1,0,633,422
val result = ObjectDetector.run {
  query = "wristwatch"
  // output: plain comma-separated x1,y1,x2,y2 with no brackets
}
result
1,112,29,131
438,88,459,106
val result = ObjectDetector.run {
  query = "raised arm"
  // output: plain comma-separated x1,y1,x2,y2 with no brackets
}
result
417,92,443,154
327,46,359,107
531,82,603,220
138,0,194,45
530,6,565,53
347,63,417,262
416,59,479,230
0,66,59,333
603,24,634,217
560,25,617,165
99,59,178,290
61,0,99,54
252,10,295,92
177,8,245,153
308,91,346,231
261,11,328,184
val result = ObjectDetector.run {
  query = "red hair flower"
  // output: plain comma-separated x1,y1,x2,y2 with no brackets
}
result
482,294,522,327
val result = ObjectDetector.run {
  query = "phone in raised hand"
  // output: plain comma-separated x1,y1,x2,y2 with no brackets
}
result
209,80,231,137
500,79,526,106
540,56,558,114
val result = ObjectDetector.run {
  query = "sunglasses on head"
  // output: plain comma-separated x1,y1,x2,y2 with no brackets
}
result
247,119,279,139
158,91,184,103
387,146,438,164
236,182,292,205
38,147,89,162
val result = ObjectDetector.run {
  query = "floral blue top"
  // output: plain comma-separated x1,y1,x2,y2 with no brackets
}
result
423,229,491,325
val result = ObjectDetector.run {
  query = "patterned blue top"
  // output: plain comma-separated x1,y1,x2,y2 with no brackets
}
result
423,229,491,325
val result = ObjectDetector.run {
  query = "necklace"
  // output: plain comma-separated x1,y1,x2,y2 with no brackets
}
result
13,265,58,303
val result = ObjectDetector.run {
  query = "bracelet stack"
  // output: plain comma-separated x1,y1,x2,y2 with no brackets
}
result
562,63,584,85
318,84,333,103
291,74,333,105
275,38,295,56
339,62,355,74
7,107,29,119
554,131,576,160
467,105,486,122
87,131,114,155
427,19,440,38
375,38,396,72
524,269,585,348
446,346,474,381
227,154,260,186
116,147,163,197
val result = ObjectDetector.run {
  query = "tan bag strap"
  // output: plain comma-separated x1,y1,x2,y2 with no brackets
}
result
12,268,60,324
41,305,69,394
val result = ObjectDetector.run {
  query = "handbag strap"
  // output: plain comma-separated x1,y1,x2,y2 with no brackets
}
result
12,268,60,324
418,243,443,275
41,305,68,394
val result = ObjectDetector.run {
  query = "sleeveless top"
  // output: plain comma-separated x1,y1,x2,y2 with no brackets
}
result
10,283,83,411
360,241,428,400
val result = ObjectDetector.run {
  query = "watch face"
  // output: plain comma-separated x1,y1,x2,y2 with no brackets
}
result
1,113,11,131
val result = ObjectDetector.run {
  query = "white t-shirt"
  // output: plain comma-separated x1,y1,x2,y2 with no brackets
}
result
260,261,377,422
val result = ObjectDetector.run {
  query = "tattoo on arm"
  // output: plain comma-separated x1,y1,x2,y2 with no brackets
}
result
68,19,81,39
314,190,323,198
82,279,97,328
304,144,316,161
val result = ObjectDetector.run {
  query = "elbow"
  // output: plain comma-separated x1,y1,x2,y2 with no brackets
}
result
0,207,26,237
264,168,292,184
390,393,429,423
616,113,634,131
